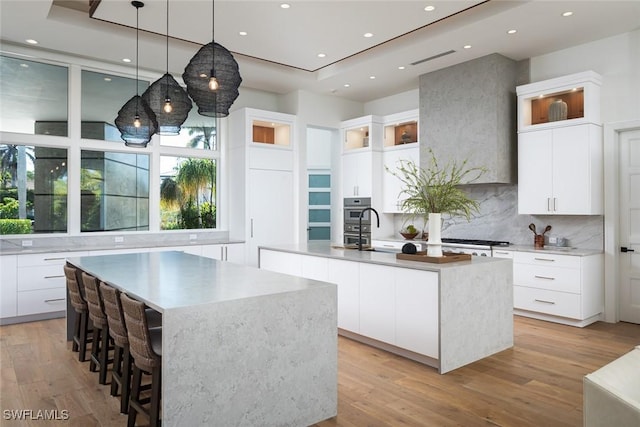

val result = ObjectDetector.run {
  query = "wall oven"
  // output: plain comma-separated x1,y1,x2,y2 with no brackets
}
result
344,197,371,245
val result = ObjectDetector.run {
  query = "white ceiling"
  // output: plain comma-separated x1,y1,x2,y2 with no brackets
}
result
0,0,639,103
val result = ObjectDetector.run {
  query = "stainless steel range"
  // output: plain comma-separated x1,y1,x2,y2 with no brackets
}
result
441,238,510,257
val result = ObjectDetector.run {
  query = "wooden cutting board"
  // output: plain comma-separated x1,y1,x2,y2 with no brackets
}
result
396,251,472,263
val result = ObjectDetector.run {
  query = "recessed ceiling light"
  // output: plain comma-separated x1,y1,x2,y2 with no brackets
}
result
369,76,376,80
122,58,132,63
507,29,517,34
463,45,472,49
562,11,573,17
25,39,38,45
317,53,326,58
424,5,435,12
280,3,290,9
104,77,112,82
20,63,29,68
398,66,406,70
239,31,247,36
364,33,373,38
343,84,350,88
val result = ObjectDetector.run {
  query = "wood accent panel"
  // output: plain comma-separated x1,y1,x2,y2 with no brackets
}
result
1,316,638,426
531,90,585,125
253,125,275,144
394,123,417,145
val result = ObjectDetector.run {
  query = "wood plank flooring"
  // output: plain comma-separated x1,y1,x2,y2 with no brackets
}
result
1,316,638,426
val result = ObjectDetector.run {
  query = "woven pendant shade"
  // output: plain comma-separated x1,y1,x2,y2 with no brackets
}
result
182,42,242,117
142,73,192,135
115,95,158,147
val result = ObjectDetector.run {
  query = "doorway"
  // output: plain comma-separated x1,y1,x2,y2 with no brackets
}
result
604,120,640,324
306,127,334,242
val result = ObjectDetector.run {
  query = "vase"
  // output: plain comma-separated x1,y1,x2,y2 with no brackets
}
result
427,212,443,257
548,99,568,122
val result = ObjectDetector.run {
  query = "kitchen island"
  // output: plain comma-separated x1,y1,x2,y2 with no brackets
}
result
259,242,513,374
66,251,337,427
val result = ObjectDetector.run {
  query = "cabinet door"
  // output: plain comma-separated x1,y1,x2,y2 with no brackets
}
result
1,256,17,318
342,151,372,197
395,268,439,358
328,259,360,333
301,255,329,282
201,244,224,260
225,243,246,264
258,249,301,277
359,263,395,344
518,130,553,214
552,125,592,214
248,169,294,266
382,147,419,213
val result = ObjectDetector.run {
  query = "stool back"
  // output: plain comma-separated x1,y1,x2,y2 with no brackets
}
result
120,292,161,372
64,264,87,312
99,282,129,348
81,272,108,328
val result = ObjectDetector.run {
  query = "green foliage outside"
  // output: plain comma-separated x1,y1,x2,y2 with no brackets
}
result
0,219,32,234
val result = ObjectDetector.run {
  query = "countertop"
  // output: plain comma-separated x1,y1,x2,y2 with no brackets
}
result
371,236,602,257
260,242,510,272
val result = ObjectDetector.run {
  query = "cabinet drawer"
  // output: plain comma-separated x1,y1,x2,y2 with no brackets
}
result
514,251,580,269
17,288,66,316
492,249,514,259
17,265,66,291
17,252,81,267
514,286,581,319
514,264,581,294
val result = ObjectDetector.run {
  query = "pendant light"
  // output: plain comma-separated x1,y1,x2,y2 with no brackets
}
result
182,0,242,117
141,0,192,135
115,1,158,147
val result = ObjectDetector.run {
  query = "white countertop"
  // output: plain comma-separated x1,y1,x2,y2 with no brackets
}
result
67,251,331,312
260,242,510,272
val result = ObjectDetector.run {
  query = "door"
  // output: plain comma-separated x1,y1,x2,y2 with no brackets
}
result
247,169,294,266
619,128,640,323
307,171,331,241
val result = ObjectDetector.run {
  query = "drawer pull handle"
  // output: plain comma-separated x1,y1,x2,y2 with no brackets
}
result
44,298,65,303
494,251,510,255
534,299,556,305
45,275,65,279
43,257,66,261
533,258,555,262
534,275,555,280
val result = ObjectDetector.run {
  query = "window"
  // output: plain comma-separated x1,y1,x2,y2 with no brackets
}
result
160,156,216,230
0,144,68,234
0,55,68,136
81,150,149,232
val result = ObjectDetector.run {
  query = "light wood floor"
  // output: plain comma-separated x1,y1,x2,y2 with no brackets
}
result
1,316,638,427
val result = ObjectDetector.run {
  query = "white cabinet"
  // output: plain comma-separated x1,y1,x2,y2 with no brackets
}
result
340,115,382,198
229,108,297,266
359,263,396,345
518,123,602,215
513,251,603,327
201,243,246,264
342,151,373,197
492,249,514,259
259,249,302,277
16,251,87,317
382,144,419,213
1,255,17,319
327,259,360,333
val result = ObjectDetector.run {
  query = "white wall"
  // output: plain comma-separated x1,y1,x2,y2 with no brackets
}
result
530,29,640,125
364,89,419,116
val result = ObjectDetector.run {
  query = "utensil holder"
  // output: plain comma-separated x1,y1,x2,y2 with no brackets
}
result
534,235,544,248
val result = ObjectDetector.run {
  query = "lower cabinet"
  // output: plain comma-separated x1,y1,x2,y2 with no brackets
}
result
1,255,17,319
259,249,439,359
513,251,603,326
201,243,246,263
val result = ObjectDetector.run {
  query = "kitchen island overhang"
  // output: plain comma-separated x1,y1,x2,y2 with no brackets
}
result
259,243,514,374
66,251,337,427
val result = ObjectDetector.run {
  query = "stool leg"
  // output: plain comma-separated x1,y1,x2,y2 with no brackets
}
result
78,312,89,362
72,311,81,353
120,347,132,414
98,327,110,385
150,366,161,427
89,326,101,372
111,345,122,397
128,366,142,427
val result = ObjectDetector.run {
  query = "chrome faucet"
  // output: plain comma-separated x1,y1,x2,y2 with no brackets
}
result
358,207,379,251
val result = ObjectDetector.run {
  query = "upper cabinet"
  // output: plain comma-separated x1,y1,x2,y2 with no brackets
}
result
252,120,291,146
517,72,603,215
341,115,383,152
419,53,518,184
383,110,419,147
516,70,602,132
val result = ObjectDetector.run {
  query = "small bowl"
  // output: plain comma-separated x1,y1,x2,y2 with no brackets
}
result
400,232,419,240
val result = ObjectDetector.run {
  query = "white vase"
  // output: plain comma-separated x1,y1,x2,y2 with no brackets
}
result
427,212,443,257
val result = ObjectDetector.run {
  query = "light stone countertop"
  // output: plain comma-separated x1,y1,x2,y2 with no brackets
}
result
260,241,510,272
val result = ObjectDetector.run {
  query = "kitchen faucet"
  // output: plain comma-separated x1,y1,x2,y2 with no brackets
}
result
358,207,379,251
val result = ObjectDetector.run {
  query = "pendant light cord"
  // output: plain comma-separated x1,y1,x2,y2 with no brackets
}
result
135,3,139,96
165,0,169,99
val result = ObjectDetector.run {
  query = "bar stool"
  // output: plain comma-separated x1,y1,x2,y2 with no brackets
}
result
100,282,162,414
120,292,162,427
81,272,112,385
63,264,92,362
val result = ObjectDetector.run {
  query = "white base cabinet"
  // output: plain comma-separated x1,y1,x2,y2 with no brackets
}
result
513,251,603,327
201,243,246,263
1,255,17,319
